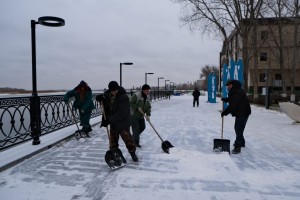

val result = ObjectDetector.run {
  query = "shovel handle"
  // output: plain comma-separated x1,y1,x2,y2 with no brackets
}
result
99,101,111,146
221,116,224,139
67,103,81,132
138,108,164,142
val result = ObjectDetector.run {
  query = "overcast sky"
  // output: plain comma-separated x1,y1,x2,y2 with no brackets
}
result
0,0,221,91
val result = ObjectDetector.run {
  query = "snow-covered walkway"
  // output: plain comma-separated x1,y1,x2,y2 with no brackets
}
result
0,94,300,200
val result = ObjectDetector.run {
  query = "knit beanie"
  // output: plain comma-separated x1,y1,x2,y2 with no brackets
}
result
142,84,150,90
108,81,119,91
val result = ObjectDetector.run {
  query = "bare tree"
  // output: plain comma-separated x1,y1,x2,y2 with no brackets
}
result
200,65,219,90
172,0,265,101
260,0,300,97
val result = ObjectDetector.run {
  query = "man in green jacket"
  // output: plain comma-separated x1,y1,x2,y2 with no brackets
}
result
64,80,95,134
130,84,151,147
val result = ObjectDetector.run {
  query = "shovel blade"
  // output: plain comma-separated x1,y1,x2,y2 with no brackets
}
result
213,139,230,153
105,149,126,169
161,140,174,154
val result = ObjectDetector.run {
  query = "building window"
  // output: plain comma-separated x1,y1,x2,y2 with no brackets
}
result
260,74,266,82
275,74,281,80
261,31,269,40
260,52,268,61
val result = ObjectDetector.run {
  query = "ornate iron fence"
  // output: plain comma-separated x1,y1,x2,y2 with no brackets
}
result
0,90,169,151
0,94,101,151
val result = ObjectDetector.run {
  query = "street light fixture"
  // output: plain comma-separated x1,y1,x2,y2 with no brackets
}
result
145,73,154,84
120,62,133,87
31,16,65,145
165,80,170,90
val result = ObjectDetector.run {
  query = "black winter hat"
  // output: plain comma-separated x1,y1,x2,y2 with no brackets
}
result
108,81,119,91
142,84,150,90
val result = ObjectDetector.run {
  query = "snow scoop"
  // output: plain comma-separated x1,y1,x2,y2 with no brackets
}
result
213,117,230,154
99,101,126,169
138,109,174,154
66,104,88,140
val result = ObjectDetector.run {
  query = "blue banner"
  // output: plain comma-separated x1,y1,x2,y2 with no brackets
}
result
230,58,244,86
207,73,217,103
222,63,229,109
222,58,244,109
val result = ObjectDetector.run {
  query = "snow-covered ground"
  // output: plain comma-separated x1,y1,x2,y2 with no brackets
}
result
0,94,300,200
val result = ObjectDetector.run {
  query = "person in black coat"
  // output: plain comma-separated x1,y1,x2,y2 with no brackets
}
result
192,87,201,107
221,79,251,154
96,81,138,162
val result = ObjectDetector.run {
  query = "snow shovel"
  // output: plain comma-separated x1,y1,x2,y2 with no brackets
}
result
213,116,230,154
99,101,126,169
138,109,174,154
66,103,88,139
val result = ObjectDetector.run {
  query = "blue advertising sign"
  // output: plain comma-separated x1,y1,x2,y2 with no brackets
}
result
208,73,217,103
222,58,244,109
222,63,230,109
230,58,244,86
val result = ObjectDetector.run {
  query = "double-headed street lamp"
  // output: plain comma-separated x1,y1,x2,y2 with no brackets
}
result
165,80,170,90
120,62,133,87
145,72,154,84
31,16,65,145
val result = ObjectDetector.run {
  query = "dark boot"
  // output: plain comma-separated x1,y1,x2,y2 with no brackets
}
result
232,146,241,154
233,142,245,147
130,152,138,162
134,140,141,148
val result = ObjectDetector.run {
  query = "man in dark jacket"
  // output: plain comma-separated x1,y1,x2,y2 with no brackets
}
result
221,79,251,154
96,81,138,162
192,87,201,107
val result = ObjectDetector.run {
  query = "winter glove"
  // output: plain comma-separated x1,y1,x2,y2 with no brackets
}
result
81,109,85,113
96,94,105,102
145,115,150,122
221,112,225,117
100,119,110,127
138,107,143,114
221,98,228,103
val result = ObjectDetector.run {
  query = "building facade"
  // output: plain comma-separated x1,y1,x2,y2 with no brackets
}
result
220,17,300,103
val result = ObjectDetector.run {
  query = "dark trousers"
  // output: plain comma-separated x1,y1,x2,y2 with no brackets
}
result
193,98,199,107
131,116,146,144
79,109,92,130
110,129,136,153
234,116,249,147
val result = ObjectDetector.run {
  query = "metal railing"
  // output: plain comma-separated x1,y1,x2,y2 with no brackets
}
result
0,94,101,151
0,90,170,151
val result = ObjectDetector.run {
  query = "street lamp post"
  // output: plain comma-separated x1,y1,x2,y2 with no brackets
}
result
145,72,154,84
158,77,164,99
31,16,65,145
170,82,174,90
120,62,133,87
165,80,170,90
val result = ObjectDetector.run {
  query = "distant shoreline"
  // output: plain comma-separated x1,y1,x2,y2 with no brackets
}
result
0,89,66,94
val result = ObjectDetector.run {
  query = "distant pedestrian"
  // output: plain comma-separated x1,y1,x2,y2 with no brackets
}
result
96,81,138,162
64,80,95,134
166,90,171,99
192,87,200,107
130,84,151,147
221,79,251,154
